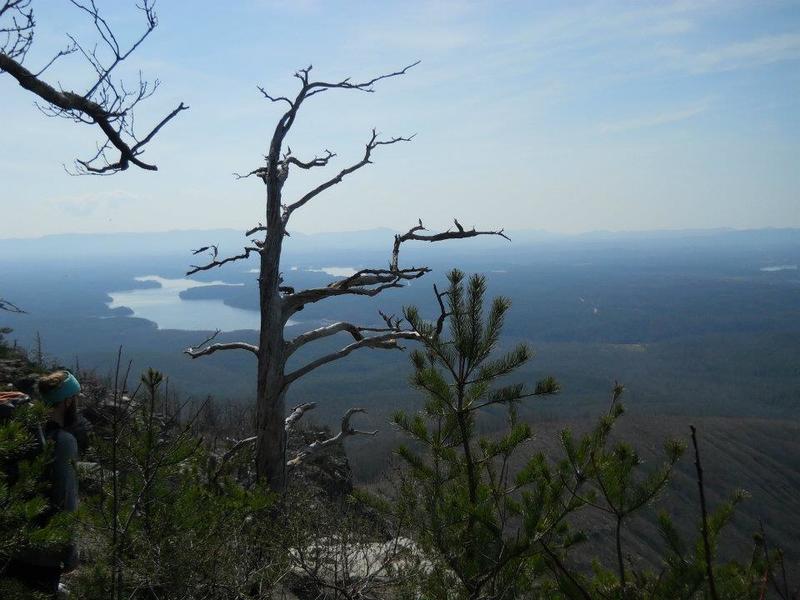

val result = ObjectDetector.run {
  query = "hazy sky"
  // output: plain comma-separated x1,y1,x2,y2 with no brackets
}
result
1,0,798,238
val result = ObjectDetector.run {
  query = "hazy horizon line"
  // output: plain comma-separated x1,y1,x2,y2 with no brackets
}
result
2,224,799,243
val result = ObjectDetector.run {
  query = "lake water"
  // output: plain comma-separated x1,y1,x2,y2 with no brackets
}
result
249,266,358,277
307,266,358,277
760,264,798,272
107,275,287,331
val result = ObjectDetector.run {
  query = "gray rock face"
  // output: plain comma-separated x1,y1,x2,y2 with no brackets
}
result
0,356,36,391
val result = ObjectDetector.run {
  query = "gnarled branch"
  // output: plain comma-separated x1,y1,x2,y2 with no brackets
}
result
0,297,25,313
257,62,419,206
284,147,336,170
433,283,450,336
391,218,510,271
281,219,507,315
209,402,375,476
0,0,187,174
287,407,378,468
184,330,258,359
284,331,420,386
184,341,258,359
257,85,293,107
245,223,267,237
235,148,335,190
303,60,420,97
282,129,413,221
285,320,402,357
285,402,317,431
0,1,34,61
187,246,259,276
283,267,427,315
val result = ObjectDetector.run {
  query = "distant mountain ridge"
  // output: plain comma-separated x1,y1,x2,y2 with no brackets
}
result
2,227,798,261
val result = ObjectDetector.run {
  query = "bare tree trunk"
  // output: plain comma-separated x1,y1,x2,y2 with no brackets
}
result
255,377,286,487
255,309,286,488
255,173,287,486
183,63,508,492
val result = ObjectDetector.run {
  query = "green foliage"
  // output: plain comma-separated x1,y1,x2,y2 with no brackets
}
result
562,387,686,593
654,493,744,598
0,400,75,594
387,270,774,600
73,368,278,599
1,298,786,598
393,270,576,599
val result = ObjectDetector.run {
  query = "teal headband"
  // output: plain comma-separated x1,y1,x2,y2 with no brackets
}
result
41,372,81,407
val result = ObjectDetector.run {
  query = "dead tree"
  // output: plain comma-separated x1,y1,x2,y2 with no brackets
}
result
0,298,25,313
0,0,187,174
185,63,508,490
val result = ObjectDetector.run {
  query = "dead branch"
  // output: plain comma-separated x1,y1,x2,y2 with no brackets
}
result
283,129,413,221
187,246,259,276
234,158,288,187
0,297,26,313
284,147,336,170
285,402,317,431
234,166,268,183
283,267,430,316
391,218,510,271
433,283,450,336
192,244,218,257
210,403,375,477
287,407,377,468
257,85,293,107
285,320,403,357
0,1,33,61
184,330,258,359
181,61,514,489
258,62,418,116
245,223,268,237
330,266,428,290
283,331,420,386
235,148,335,192
208,435,254,484
0,0,187,174
210,402,318,481
301,61,420,96
691,425,719,600
253,62,418,232
33,42,78,77
281,219,507,315
184,341,259,359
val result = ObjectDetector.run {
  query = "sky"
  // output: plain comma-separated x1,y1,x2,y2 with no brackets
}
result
1,0,798,238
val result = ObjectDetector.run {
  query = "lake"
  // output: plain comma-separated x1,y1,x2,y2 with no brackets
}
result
107,275,294,331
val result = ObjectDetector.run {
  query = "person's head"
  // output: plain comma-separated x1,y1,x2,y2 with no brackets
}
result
38,370,81,427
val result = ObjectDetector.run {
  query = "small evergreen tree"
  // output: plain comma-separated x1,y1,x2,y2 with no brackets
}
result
557,385,684,597
392,270,577,599
386,271,772,600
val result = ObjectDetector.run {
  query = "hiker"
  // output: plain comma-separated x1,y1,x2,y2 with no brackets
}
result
6,370,81,596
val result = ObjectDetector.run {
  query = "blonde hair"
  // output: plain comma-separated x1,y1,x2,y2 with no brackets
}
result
38,370,69,395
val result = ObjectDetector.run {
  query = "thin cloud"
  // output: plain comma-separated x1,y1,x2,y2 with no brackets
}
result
599,100,711,134
689,32,800,73
359,26,476,52
252,0,322,13
644,18,695,36
48,190,140,217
